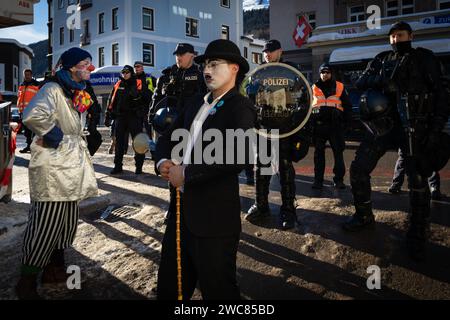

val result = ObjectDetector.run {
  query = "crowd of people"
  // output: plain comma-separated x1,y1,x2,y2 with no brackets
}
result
11,20,450,300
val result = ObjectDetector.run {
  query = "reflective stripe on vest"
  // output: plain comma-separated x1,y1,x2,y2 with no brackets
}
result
17,85,40,113
311,81,344,112
108,79,143,110
146,77,155,93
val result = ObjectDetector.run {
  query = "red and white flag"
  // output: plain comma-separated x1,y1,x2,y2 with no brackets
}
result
292,15,312,48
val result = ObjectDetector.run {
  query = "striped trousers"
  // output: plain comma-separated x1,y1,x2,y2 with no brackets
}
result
21,201,79,268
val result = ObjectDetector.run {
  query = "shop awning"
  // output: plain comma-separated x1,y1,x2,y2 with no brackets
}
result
329,38,450,64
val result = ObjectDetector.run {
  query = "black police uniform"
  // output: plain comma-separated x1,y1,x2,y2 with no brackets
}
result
344,36,449,260
246,58,305,230
311,76,351,188
106,74,148,173
390,149,441,199
135,71,155,138
149,63,206,129
149,62,206,223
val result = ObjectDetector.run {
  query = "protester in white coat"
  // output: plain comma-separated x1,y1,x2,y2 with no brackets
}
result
16,47,98,299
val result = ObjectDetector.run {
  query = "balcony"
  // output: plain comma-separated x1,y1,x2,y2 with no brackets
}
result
79,0,92,10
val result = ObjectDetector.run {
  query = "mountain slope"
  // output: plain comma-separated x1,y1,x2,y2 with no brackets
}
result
29,39,48,78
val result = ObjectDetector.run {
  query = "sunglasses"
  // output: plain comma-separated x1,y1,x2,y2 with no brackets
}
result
320,71,331,74
122,71,130,74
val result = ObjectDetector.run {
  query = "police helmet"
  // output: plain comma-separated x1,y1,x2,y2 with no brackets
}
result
359,89,393,137
152,106,178,134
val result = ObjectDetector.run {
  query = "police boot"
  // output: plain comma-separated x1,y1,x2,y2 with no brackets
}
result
245,171,271,222
342,202,375,232
42,249,67,284
406,208,430,262
110,165,123,174
388,183,402,194
279,162,297,230
16,273,42,300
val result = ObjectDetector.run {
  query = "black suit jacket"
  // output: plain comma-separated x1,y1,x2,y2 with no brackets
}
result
155,88,257,237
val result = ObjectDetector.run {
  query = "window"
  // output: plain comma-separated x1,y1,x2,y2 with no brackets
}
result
98,47,105,67
401,0,414,14
68,0,76,5
112,43,119,65
186,17,199,37
220,0,230,8
112,8,118,30
69,28,74,42
81,19,90,45
98,12,104,34
143,7,154,31
252,52,262,64
143,43,154,66
58,0,64,9
221,25,229,40
244,47,248,59
439,0,450,9
386,0,399,16
297,12,316,35
59,27,64,45
385,0,414,17
349,5,365,22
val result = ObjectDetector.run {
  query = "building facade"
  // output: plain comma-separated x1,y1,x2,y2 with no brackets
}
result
49,0,245,75
0,0,40,28
270,0,335,82
270,0,450,83
0,39,34,93
241,34,265,70
47,0,262,110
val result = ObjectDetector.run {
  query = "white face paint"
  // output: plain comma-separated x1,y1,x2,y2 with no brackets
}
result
203,59,232,91
72,58,93,81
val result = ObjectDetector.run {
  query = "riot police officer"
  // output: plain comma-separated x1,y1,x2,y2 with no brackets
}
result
311,63,351,190
343,22,450,261
106,65,148,174
245,39,308,230
150,43,206,224
149,43,206,133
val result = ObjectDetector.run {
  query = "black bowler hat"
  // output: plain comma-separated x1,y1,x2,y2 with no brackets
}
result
195,39,249,74
388,21,413,35
173,43,197,55
263,39,281,53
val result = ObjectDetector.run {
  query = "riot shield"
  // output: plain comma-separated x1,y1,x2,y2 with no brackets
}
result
240,62,312,139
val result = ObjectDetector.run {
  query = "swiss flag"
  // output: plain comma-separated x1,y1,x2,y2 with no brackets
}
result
292,16,312,48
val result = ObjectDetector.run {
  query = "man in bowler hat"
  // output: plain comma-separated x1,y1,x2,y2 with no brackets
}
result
154,39,256,300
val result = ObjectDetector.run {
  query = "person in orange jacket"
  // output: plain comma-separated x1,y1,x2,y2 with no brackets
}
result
17,69,40,153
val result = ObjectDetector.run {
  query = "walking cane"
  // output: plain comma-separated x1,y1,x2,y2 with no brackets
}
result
176,187,182,300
